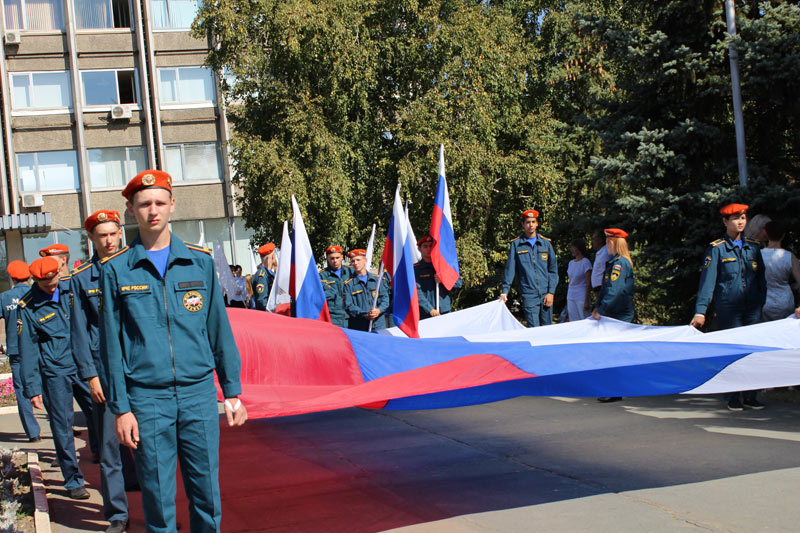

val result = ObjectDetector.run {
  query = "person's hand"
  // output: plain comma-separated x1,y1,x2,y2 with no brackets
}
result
429,309,440,317
795,307,800,318
116,412,139,449
690,314,705,329
31,395,44,410
543,293,554,308
591,309,601,320
366,308,381,320
224,397,248,427
498,293,508,303
88,376,105,404
434,274,441,284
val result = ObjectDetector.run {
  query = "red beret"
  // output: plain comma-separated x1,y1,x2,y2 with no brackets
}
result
417,235,435,247
348,249,366,258
604,228,629,239
257,243,276,256
720,203,749,216
7,260,30,280
39,243,69,257
84,209,122,232
29,257,59,280
121,169,173,200
521,209,539,219
326,245,343,255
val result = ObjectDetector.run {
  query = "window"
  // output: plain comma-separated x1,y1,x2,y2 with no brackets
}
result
88,146,147,189
74,0,131,29
17,151,80,192
81,70,137,106
4,0,64,30
22,231,88,263
10,72,72,110
158,67,215,105
151,0,199,29
163,143,221,183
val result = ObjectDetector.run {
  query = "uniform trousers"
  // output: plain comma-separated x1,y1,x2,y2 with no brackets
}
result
521,295,553,327
718,306,762,401
9,355,40,439
94,401,130,523
41,373,87,490
129,380,221,533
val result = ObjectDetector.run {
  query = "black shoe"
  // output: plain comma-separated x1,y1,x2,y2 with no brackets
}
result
73,428,82,436
69,487,90,500
597,397,622,403
29,436,41,443
743,398,765,410
727,399,745,411
106,520,128,533
125,483,141,492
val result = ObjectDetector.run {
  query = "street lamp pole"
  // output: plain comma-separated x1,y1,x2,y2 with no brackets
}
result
724,0,748,187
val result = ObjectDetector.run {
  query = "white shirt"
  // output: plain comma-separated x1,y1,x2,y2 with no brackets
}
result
567,257,592,301
591,245,609,288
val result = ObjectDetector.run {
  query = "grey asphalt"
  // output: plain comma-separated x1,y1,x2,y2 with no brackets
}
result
2,393,800,532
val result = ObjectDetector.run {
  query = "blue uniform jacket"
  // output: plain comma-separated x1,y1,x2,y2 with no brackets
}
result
17,281,82,398
320,266,354,325
251,266,274,310
69,255,108,383
100,235,242,415
502,235,559,297
1,282,31,357
343,273,390,330
695,236,766,316
596,254,635,322
414,260,462,317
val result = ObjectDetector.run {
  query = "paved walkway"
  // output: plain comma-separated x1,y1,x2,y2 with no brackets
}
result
3,393,800,531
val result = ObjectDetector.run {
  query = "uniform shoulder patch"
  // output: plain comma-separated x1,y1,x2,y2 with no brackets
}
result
18,293,32,309
745,238,759,244
60,275,72,281
710,239,725,247
71,262,93,276
184,242,212,255
343,278,353,285
101,246,130,263
539,235,551,242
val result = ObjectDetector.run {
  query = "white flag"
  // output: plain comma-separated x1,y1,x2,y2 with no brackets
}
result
213,239,237,299
405,200,422,263
266,221,292,311
365,223,376,270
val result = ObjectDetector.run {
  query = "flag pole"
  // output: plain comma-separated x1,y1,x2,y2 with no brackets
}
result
436,283,440,313
368,263,385,332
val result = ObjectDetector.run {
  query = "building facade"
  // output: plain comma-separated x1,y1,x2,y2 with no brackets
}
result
0,0,256,293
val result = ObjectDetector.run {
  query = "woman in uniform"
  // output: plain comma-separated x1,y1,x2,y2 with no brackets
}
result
592,228,634,323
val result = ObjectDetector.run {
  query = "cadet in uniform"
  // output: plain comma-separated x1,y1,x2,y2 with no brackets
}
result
319,245,353,327
592,228,635,322
414,235,462,319
0,261,40,441
252,243,276,311
343,249,389,331
39,243,71,277
499,209,559,327
70,210,131,533
18,257,91,500
690,203,767,411
100,170,246,532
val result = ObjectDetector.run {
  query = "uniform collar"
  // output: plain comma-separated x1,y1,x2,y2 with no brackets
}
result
128,233,192,270
518,234,539,246
13,282,29,289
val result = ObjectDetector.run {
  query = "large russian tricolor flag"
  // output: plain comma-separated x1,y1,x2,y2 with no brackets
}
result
429,144,460,290
381,184,420,338
289,196,331,321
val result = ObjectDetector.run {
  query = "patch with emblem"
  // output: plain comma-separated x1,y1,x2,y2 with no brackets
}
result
256,283,265,294
16,319,22,335
97,212,107,221
120,284,150,293
39,312,56,323
610,271,620,282
613,264,622,271
703,256,711,268
142,174,155,186
183,290,203,312
752,261,758,271
540,253,548,261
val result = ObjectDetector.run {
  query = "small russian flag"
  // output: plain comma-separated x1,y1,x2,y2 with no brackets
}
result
289,196,331,321
429,145,460,291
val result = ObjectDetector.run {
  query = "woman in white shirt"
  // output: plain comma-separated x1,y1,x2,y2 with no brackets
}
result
566,239,592,321
762,221,800,320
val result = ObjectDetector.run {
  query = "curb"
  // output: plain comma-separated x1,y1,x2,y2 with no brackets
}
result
27,451,51,533
0,373,11,380
0,405,18,415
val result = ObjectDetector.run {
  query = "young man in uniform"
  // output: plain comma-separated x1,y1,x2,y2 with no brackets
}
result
319,245,353,327
39,243,71,277
100,169,246,532
499,209,559,327
0,261,40,441
690,203,767,411
252,243,276,310
343,249,389,331
18,257,91,499
414,235,462,319
70,209,132,533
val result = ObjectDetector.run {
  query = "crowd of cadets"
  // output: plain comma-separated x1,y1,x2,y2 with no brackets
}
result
1,193,798,530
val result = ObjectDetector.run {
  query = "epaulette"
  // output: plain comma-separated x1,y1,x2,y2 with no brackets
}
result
18,294,32,309
60,275,72,281
710,239,725,247
101,246,130,263
71,261,93,276
745,237,759,244
185,242,212,255
539,235,551,242
343,278,353,285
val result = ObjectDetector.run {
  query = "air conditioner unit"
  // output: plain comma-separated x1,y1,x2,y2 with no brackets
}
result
21,193,43,208
4,30,22,45
110,104,132,120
